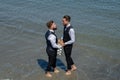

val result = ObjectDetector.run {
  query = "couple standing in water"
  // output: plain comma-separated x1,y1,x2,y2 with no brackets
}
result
45,15,77,77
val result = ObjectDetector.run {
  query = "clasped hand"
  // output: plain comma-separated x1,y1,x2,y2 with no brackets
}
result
58,39,65,47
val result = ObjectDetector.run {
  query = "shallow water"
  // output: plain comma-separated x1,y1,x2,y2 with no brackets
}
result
0,0,120,80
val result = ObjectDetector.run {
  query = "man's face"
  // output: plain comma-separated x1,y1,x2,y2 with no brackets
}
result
62,18,69,26
51,22,57,30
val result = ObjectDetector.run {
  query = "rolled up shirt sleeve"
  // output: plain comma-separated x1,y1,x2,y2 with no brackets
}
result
64,28,75,45
48,34,61,49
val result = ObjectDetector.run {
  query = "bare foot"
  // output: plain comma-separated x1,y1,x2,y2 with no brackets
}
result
54,68,60,73
71,65,77,71
65,70,71,75
45,72,52,78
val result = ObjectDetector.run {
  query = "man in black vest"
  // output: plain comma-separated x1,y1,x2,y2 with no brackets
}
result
61,15,77,75
45,20,61,77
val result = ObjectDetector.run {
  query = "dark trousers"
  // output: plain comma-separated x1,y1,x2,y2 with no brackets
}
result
64,45,74,70
46,49,57,72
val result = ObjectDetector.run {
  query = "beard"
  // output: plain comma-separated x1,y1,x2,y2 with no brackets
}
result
63,24,67,27
53,27,57,30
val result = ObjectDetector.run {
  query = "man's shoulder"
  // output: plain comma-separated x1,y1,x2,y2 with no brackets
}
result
45,30,51,38
69,26,75,33
69,26,74,31
70,25,73,28
48,33,56,40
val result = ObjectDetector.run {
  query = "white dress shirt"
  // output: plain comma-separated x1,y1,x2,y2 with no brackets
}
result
48,29,61,49
64,24,75,45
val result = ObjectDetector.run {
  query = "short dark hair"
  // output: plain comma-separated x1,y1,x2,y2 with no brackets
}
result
46,20,54,28
63,15,71,22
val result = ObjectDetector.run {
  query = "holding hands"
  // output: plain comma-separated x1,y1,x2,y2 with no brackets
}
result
58,39,65,47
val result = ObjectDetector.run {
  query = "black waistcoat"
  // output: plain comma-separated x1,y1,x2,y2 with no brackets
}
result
45,30,58,51
63,26,73,46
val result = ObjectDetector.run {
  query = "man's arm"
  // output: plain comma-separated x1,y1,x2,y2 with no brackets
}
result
48,34,61,48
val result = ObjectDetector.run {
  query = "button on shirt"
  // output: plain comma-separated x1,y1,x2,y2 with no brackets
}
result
48,29,61,49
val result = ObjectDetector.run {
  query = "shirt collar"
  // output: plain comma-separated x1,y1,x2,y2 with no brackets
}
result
49,29,54,33
66,23,71,27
